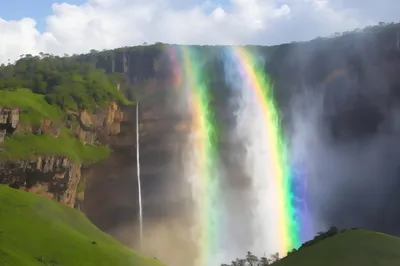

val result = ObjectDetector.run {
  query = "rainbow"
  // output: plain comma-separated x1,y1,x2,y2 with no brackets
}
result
291,163,313,243
321,67,349,86
227,46,301,254
170,45,220,266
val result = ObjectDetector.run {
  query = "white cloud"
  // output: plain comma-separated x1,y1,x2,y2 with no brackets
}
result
0,0,398,63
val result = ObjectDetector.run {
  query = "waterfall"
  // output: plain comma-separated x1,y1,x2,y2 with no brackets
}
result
136,102,143,249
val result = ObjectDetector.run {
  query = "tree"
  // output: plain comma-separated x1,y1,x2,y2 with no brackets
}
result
0,54,128,111
270,252,280,262
246,251,259,266
260,256,271,265
328,226,339,234
6,77,19,90
232,258,246,266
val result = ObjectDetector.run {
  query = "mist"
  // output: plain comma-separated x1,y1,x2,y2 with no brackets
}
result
124,68,202,266
288,70,400,237
221,47,284,257
111,37,400,266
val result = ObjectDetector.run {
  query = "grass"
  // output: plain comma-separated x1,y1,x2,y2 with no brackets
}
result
0,89,63,125
275,229,400,266
0,185,164,266
0,129,110,164
114,90,135,106
0,89,112,163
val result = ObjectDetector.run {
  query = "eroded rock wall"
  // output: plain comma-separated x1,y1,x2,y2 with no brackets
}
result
0,102,123,207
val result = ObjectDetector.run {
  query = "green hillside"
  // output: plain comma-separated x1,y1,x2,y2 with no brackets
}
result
0,88,62,125
0,55,134,164
275,230,400,266
0,91,110,164
0,185,163,266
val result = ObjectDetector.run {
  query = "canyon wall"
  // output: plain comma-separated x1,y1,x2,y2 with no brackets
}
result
0,102,123,207
79,23,400,253
1,21,399,265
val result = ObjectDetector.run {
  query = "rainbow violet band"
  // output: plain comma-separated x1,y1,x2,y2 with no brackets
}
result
227,46,301,254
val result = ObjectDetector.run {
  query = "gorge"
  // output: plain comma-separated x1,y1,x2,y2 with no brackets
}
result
1,21,400,266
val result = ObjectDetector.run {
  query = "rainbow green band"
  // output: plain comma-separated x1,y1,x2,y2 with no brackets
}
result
181,46,220,266
230,46,300,253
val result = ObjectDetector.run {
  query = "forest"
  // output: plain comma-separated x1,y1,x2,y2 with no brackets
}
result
0,54,129,112
0,55,130,163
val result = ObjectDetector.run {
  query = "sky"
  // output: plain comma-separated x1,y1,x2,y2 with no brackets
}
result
0,0,399,63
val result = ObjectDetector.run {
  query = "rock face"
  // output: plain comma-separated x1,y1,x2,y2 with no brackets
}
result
82,80,185,233
0,102,123,207
78,23,400,265
2,23,400,264
0,107,19,142
81,61,245,266
0,157,81,205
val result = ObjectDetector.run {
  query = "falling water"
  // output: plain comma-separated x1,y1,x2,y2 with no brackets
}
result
222,49,283,256
136,102,143,249
235,81,280,255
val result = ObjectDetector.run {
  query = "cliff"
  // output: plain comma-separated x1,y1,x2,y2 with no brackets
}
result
0,99,124,206
76,22,400,258
1,20,400,265
77,23,400,143
0,56,128,207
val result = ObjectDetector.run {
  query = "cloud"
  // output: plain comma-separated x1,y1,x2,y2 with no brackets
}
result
0,0,398,63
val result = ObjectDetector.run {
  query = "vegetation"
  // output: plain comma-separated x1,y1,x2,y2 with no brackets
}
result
0,54,133,111
0,54,134,163
0,88,63,124
221,227,343,265
273,229,400,266
0,185,164,266
221,227,400,266
0,129,110,163
0,19,399,266
220,251,277,266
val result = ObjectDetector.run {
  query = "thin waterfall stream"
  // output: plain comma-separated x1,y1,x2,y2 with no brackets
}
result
136,102,143,250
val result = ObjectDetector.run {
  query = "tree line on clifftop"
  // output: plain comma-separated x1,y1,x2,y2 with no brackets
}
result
0,54,132,164
220,226,357,265
0,54,129,113
0,20,398,116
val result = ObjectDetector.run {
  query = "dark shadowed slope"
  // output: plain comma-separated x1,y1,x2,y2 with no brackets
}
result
275,230,400,266
0,185,164,266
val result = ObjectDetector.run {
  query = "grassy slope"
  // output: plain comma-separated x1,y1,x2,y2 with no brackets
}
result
0,89,110,163
0,89,62,124
276,230,400,266
0,130,110,163
0,185,163,266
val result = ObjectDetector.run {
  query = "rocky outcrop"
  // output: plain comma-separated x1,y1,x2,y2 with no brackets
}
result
0,156,81,206
0,107,19,142
0,101,124,206
32,118,61,136
82,79,187,242
67,101,124,145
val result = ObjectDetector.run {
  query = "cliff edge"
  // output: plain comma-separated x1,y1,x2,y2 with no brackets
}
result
0,56,130,207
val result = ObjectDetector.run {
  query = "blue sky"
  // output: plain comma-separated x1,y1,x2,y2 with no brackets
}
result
0,0,85,31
